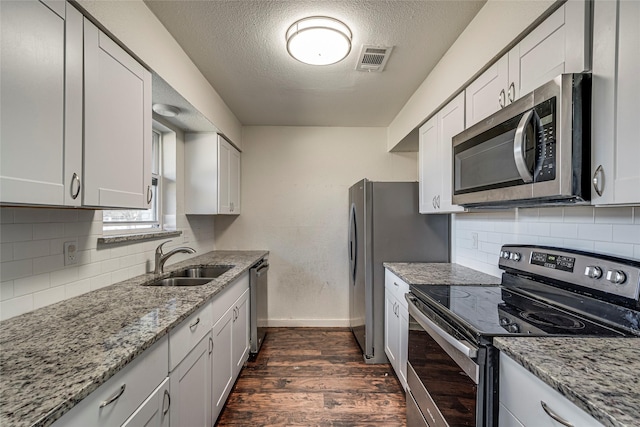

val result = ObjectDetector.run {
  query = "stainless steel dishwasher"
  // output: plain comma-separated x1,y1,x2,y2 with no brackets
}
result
249,258,269,354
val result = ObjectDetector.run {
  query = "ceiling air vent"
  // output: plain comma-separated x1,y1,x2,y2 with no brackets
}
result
355,45,393,72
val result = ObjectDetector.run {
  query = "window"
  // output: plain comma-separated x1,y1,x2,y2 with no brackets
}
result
102,129,162,232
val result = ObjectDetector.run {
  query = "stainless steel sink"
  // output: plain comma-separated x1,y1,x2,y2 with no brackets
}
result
169,265,234,279
145,277,213,287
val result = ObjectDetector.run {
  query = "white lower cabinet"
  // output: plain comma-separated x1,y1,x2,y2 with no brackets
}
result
169,332,213,427
211,275,250,422
121,378,170,427
51,336,168,427
384,269,409,391
499,353,604,427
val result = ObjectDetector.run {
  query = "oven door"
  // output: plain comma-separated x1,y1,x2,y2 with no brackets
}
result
406,293,482,427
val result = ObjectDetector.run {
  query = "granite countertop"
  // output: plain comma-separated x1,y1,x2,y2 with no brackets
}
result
0,250,268,427
384,262,501,286
495,337,640,427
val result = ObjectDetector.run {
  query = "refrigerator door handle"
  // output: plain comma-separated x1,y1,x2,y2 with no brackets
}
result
349,203,358,283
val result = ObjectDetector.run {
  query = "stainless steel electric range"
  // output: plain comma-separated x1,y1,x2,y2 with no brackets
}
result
405,245,640,427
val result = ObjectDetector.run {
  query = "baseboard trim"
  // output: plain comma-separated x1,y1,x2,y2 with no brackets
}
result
267,319,350,328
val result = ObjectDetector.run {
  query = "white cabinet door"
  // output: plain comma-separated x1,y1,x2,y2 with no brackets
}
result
0,0,82,206
591,0,640,205
217,138,232,214
419,116,440,214
229,144,241,214
121,378,170,427
169,332,212,427
83,18,151,208
231,288,250,376
466,2,588,127
384,288,399,368
419,93,465,214
185,133,241,215
465,55,510,127
499,354,604,427
437,93,466,213
211,306,234,422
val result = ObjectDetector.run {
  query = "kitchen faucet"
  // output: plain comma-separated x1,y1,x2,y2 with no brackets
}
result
154,240,196,274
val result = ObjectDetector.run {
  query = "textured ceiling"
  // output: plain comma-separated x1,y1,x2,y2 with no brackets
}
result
144,0,486,127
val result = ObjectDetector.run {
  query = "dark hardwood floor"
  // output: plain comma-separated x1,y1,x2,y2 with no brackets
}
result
216,328,406,426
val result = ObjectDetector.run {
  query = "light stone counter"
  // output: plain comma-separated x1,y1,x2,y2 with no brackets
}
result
0,250,267,427
495,337,640,427
384,262,501,286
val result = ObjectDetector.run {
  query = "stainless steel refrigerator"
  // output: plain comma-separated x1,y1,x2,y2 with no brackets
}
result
348,179,450,363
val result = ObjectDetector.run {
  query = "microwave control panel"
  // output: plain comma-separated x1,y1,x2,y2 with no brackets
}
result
533,97,556,183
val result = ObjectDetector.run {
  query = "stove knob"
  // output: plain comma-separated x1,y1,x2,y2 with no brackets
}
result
501,251,511,259
506,323,519,333
606,270,627,285
499,317,510,326
584,266,603,279
509,252,521,262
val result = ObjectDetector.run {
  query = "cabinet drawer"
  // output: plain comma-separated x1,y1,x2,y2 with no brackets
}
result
212,273,249,323
499,353,604,427
385,269,410,309
169,301,213,371
53,336,168,427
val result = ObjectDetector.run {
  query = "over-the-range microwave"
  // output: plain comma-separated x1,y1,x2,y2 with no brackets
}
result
452,73,591,208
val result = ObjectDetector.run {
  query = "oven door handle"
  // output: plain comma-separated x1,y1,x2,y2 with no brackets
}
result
406,292,479,361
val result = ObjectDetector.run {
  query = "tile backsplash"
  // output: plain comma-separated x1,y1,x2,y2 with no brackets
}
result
0,207,215,320
453,206,640,277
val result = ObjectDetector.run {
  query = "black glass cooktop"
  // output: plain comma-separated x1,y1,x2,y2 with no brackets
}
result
410,284,628,340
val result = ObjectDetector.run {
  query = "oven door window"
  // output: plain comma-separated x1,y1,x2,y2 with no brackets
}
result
408,314,477,426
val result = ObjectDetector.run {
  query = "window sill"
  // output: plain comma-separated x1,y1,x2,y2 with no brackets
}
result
98,229,182,245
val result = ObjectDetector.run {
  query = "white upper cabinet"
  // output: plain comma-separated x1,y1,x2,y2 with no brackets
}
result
419,92,466,214
0,1,151,209
83,19,152,209
185,133,241,215
591,0,640,205
466,2,589,127
0,0,83,206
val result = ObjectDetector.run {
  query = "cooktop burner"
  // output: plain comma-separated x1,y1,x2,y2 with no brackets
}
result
519,310,585,330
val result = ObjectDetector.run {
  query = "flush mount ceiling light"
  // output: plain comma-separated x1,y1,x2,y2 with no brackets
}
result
286,16,352,66
152,103,180,117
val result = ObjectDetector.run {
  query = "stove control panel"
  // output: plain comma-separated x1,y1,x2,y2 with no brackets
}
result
499,245,640,302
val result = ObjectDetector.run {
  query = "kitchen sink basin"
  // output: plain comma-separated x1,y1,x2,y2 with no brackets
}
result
145,277,213,287
169,265,234,279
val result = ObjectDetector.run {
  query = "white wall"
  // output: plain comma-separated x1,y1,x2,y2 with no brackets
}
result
213,126,418,326
0,124,214,321
454,207,640,277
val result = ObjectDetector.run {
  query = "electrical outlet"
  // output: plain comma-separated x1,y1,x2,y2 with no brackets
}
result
471,232,478,249
64,240,78,266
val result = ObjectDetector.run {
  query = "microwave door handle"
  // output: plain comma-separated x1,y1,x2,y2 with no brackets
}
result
514,110,534,183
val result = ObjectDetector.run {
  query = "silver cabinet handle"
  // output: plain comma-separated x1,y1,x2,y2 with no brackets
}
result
147,185,153,204
541,401,574,427
508,82,515,103
593,165,604,197
162,389,171,416
513,109,535,183
71,173,81,199
209,336,214,355
436,195,440,209
189,317,200,330
99,384,126,408
499,89,506,108
393,281,399,287
432,196,436,209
